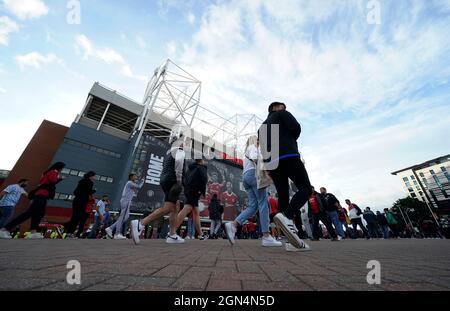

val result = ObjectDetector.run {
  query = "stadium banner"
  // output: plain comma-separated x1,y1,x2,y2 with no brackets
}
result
131,133,246,221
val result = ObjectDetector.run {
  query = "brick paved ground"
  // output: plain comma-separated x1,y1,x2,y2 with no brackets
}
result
0,239,449,291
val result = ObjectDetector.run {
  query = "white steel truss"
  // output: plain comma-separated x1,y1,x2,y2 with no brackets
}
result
133,59,263,159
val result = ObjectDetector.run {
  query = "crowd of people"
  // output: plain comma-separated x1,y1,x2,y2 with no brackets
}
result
0,102,448,247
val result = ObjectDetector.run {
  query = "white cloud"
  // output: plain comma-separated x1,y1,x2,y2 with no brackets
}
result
74,34,147,82
187,12,195,24
0,15,19,45
171,0,450,209
15,52,64,70
166,40,177,56
0,86,6,93
136,35,146,49
2,0,48,20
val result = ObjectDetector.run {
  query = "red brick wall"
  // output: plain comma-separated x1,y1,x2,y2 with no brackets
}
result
2,120,68,231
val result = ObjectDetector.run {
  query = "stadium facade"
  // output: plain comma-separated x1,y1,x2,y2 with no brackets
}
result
4,61,264,228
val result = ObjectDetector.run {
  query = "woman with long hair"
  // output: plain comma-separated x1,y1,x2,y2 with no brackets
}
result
0,162,66,239
63,171,96,238
224,135,281,247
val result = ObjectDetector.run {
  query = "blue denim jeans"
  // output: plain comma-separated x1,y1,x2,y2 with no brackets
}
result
0,206,14,228
236,169,269,233
327,210,345,237
88,215,102,239
382,225,390,238
187,218,195,237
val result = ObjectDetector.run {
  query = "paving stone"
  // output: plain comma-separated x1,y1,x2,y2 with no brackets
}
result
0,239,449,291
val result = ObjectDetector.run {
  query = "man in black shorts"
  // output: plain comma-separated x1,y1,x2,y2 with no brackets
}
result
130,142,185,244
174,158,208,240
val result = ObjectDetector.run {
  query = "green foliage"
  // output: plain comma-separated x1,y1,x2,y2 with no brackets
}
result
391,197,436,226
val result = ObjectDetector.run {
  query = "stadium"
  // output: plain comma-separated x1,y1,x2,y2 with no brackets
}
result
2,60,265,235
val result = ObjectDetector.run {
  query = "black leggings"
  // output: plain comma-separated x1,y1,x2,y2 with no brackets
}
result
269,156,312,220
5,197,47,231
65,198,88,235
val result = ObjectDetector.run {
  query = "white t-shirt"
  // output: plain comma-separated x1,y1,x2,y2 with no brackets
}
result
94,200,106,216
243,144,258,175
0,184,25,207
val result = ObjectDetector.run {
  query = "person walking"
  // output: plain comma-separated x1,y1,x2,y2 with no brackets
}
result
106,173,144,239
268,192,280,238
258,102,311,250
208,194,223,239
129,140,186,244
346,199,370,239
185,211,195,239
338,206,352,238
363,207,378,238
225,136,281,247
88,195,109,239
0,162,65,239
63,171,97,238
173,157,209,240
0,179,29,229
319,187,345,239
384,208,399,238
308,186,339,241
300,205,313,239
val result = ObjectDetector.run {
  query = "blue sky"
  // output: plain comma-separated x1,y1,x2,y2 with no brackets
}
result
1,0,450,210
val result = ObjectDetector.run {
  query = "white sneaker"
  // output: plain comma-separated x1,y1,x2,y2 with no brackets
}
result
262,235,282,247
105,227,113,239
273,213,305,249
0,230,11,239
114,234,127,240
27,232,44,239
130,220,144,245
166,234,185,244
285,242,311,252
185,236,191,240
224,222,236,245
338,236,342,241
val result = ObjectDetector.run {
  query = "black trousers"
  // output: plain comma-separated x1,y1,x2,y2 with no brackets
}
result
366,222,379,238
269,156,312,220
312,211,337,239
5,197,47,231
65,198,87,235
351,218,370,238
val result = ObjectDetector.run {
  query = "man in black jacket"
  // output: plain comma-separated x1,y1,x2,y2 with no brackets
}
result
376,211,390,239
175,158,208,239
363,207,378,238
320,187,345,239
258,102,311,250
307,186,338,241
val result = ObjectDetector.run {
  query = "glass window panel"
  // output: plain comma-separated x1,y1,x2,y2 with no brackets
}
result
61,168,70,175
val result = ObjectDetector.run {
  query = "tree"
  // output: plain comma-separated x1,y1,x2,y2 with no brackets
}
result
391,197,436,227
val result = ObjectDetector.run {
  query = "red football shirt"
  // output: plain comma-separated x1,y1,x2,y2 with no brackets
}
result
308,194,320,215
35,170,59,197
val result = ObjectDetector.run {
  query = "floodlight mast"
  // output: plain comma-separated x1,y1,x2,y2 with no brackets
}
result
132,59,263,161
132,59,202,153
133,59,169,152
